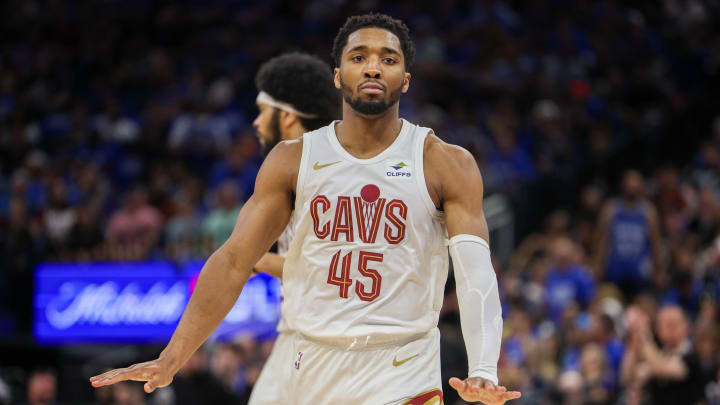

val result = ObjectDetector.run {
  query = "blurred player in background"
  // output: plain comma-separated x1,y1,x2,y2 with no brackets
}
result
91,13,520,405
594,170,662,298
248,52,340,405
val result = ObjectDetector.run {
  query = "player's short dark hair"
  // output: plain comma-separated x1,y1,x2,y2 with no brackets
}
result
255,52,340,131
332,13,415,72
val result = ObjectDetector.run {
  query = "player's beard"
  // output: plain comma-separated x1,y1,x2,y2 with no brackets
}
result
261,109,283,156
340,76,402,116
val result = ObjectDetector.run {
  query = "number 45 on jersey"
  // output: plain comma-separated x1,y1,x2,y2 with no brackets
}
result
312,185,408,303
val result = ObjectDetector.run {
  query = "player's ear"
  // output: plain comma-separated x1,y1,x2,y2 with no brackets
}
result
334,67,342,89
280,110,298,130
401,72,411,93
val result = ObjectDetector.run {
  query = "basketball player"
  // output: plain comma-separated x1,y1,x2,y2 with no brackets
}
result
252,51,340,278
91,13,521,405
249,52,339,404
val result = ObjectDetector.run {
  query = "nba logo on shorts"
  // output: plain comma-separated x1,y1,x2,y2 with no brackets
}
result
294,351,303,370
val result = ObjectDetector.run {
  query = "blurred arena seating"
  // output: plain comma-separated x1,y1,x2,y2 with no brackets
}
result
1,1,719,404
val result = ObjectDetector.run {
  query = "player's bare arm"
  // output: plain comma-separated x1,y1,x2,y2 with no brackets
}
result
254,252,285,278
89,139,302,393
424,133,521,404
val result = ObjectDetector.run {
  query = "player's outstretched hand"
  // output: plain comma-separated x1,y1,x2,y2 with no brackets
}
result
449,376,521,404
89,358,175,393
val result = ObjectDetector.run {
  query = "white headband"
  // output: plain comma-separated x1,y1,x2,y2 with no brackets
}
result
256,91,318,119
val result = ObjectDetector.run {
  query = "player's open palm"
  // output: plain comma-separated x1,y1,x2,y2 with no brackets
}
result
90,358,175,393
449,377,521,404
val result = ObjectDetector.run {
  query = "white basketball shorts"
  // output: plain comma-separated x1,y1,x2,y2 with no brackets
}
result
248,328,443,405
248,332,294,405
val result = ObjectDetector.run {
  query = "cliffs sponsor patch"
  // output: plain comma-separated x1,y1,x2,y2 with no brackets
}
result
387,161,412,178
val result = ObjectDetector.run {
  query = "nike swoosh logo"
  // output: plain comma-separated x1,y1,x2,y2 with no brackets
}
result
393,354,419,367
313,161,342,170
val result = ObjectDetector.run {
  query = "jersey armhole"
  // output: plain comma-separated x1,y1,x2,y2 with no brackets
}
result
294,132,312,213
414,128,443,220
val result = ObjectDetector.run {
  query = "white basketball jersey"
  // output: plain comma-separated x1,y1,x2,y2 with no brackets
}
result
274,220,293,333
277,220,294,258
282,119,449,341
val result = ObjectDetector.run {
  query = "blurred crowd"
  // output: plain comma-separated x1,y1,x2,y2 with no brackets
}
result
2,0,720,404
11,339,273,405
480,163,720,405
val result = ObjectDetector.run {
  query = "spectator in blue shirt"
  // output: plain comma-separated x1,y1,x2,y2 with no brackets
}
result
545,237,596,323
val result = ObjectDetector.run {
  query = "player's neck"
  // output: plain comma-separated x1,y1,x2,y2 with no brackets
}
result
335,104,402,159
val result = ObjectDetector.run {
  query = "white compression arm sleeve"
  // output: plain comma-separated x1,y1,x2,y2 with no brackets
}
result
449,234,503,385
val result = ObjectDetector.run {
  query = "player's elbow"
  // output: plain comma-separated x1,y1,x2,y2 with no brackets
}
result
215,240,249,276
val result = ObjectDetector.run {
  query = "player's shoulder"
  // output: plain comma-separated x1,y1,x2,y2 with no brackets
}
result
266,122,334,168
303,123,332,137
421,131,483,204
423,131,478,172
260,138,303,188
268,137,303,160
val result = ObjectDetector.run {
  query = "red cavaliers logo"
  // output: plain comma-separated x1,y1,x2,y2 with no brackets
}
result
360,184,380,201
310,185,407,244
357,185,384,243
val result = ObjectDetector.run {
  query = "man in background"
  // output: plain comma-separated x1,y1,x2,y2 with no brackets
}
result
247,52,339,404
594,170,662,299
